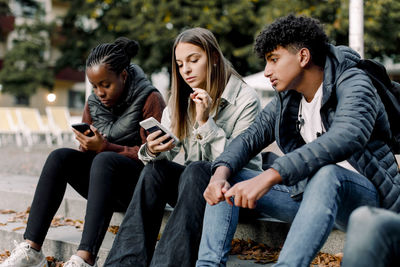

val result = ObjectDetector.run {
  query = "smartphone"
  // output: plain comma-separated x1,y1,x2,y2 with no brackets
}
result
71,122,95,137
139,117,179,143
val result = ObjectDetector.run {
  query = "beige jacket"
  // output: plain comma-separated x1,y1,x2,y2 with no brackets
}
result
139,74,262,172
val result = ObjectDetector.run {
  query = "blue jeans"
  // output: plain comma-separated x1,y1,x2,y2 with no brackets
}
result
196,164,379,267
342,206,400,267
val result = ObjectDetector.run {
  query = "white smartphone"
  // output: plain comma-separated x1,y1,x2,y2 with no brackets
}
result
139,117,179,144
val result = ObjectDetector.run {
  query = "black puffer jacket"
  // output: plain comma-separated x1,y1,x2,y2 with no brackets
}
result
212,45,400,212
88,64,157,146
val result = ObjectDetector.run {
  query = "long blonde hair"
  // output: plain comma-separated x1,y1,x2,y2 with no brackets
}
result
170,27,240,140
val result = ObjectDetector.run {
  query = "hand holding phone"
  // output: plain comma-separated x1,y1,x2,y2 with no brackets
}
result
140,117,178,155
71,122,95,137
139,117,179,143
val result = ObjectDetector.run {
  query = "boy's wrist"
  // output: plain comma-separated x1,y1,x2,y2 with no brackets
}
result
265,168,282,186
211,166,231,182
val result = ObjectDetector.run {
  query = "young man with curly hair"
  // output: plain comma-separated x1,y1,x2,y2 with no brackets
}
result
195,14,400,267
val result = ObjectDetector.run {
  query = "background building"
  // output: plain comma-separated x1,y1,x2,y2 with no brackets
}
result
0,0,85,116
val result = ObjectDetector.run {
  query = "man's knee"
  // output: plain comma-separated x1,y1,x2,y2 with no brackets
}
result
308,164,342,187
314,164,341,178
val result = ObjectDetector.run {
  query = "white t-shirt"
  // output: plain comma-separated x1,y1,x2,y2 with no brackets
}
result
299,83,359,174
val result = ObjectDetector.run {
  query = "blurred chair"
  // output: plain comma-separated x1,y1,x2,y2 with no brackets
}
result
8,108,19,128
41,114,49,128
0,107,22,146
45,106,74,146
15,107,52,146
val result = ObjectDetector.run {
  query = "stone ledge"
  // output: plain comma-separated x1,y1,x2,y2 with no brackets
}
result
0,213,264,267
0,173,345,263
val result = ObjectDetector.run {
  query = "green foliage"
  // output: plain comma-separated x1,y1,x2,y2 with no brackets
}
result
0,0,12,41
0,17,54,103
255,0,400,61
54,0,400,77
364,0,400,61
0,0,11,16
55,0,266,76
256,0,348,46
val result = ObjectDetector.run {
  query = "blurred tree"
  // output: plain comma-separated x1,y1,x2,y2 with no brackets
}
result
0,0,10,15
55,0,400,78
0,17,54,105
55,0,267,76
0,0,12,41
363,0,400,61
255,0,400,61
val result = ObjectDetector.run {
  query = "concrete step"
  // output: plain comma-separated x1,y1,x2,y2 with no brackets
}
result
0,215,268,267
0,173,344,266
0,173,273,266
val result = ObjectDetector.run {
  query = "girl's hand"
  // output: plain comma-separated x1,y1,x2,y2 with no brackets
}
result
146,130,175,156
72,125,105,153
190,88,212,126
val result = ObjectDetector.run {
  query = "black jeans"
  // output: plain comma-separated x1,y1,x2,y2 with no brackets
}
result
105,160,212,267
24,148,143,256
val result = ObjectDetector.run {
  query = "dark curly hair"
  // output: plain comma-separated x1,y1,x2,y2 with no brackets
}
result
254,14,329,68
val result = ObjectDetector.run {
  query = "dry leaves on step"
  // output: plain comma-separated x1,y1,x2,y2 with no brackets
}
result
0,207,88,232
311,252,343,267
230,238,343,266
5,207,30,224
46,256,65,267
0,250,10,264
230,238,280,264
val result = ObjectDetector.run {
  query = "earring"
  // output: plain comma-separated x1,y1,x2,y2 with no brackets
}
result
213,63,217,67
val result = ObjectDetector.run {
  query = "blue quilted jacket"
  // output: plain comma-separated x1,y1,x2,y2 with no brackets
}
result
212,45,400,212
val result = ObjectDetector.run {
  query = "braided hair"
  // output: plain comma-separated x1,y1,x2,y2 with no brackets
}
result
86,37,139,74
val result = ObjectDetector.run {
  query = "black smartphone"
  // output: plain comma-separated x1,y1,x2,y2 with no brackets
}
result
71,122,95,137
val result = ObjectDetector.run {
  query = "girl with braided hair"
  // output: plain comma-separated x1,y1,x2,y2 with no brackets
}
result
0,37,165,267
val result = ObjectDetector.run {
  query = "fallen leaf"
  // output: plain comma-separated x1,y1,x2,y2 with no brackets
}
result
0,209,16,214
108,225,119,234
12,226,26,231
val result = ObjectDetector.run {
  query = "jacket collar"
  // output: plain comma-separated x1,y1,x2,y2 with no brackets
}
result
220,74,242,105
321,44,361,106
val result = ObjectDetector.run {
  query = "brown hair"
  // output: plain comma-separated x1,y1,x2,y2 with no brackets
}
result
170,27,240,140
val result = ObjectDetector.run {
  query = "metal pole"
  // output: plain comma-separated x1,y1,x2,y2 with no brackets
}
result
349,0,364,58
